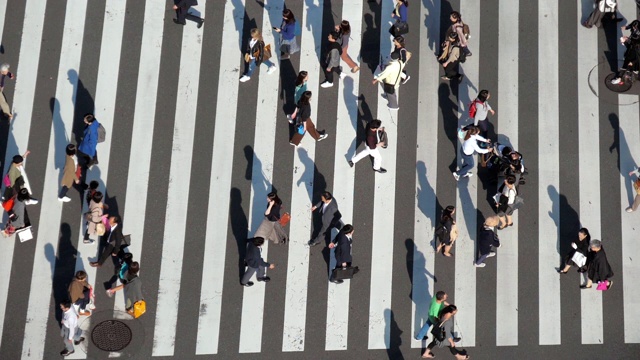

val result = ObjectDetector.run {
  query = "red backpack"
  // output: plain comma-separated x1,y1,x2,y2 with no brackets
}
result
468,99,482,119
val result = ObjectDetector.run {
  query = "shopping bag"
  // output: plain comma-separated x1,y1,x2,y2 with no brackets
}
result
571,251,587,268
16,226,33,242
278,212,291,227
133,300,146,318
596,281,608,291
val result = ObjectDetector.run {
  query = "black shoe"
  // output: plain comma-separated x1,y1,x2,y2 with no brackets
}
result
74,337,85,346
173,19,186,25
352,266,360,274
348,160,354,168
61,349,75,356
257,276,271,282
242,281,254,287
453,337,462,342
374,168,387,173
330,279,344,284
308,240,320,246
197,19,204,29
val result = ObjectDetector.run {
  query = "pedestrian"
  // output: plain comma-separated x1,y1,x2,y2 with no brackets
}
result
392,36,411,84
255,191,288,245
85,180,102,206
335,20,360,73
415,290,449,341
0,63,15,120
6,188,30,231
59,300,85,357
439,32,464,82
328,224,355,284
609,39,640,85
77,114,100,169
348,119,387,173
84,191,107,244
172,0,204,28
389,0,409,37
90,216,124,268
274,9,299,60
421,305,469,359
320,31,345,88
287,71,308,124
308,191,342,247
117,253,134,284
373,51,404,111
68,270,94,316
626,168,640,212
289,91,328,146
106,261,144,316
58,144,80,202
240,28,277,83
449,11,471,56
240,237,275,287
4,152,38,205
582,0,617,29
453,126,491,181
557,228,591,274
435,206,458,257
581,239,614,290
474,216,500,268
621,19,640,46
495,175,518,229
470,90,495,139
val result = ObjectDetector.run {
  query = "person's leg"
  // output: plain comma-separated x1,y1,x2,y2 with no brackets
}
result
273,222,288,243
477,118,488,138
585,277,593,287
73,327,83,343
333,66,342,78
290,131,304,146
324,65,334,83
185,12,204,24
476,252,489,265
631,194,640,211
351,147,372,164
306,119,322,140
241,266,257,285
457,152,475,176
257,264,267,279
370,148,383,170
62,328,74,352
415,319,433,340
175,8,187,24
97,245,115,266
506,214,513,225
59,186,69,199
443,244,452,256
422,339,438,357
245,60,257,77
497,215,506,228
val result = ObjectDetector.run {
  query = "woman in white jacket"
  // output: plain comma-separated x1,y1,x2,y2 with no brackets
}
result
453,126,490,181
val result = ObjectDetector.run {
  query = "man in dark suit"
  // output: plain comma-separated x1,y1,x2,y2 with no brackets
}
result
241,237,275,287
308,191,342,246
90,216,124,268
173,0,204,28
328,224,354,284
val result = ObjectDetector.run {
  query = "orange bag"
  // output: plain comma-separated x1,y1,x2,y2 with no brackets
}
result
278,212,291,227
2,196,15,212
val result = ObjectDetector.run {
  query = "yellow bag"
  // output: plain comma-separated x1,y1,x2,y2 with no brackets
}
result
133,300,146,318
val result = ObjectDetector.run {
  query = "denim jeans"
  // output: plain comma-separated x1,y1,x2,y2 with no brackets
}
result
458,152,474,176
415,318,433,340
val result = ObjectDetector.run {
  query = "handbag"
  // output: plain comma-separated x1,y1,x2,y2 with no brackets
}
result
596,281,609,291
96,223,106,236
2,196,15,212
332,266,359,280
244,53,251,63
16,226,33,242
431,321,446,342
383,82,395,94
297,124,305,135
278,212,291,227
392,21,409,36
133,300,146,318
571,251,587,268
263,44,272,62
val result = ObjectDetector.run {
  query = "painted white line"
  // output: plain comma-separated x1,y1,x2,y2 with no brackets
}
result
576,0,603,345
281,0,323,352
237,0,283,354
151,2,206,355
495,0,519,347
194,0,245,355
20,1,88,359
367,0,396,350
410,0,440,350
453,0,481,348
538,0,560,345
0,0,7,50
324,0,361,351
0,0,47,350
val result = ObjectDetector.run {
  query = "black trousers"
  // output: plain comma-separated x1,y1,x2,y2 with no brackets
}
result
324,66,342,83
444,61,461,79
176,7,203,24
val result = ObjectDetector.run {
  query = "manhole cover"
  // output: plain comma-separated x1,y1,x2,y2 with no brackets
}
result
604,72,633,93
91,320,133,352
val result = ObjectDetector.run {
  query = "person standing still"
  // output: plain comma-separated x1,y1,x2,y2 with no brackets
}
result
320,31,345,88
172,0,204,28
59,301,85,357
373,51,404,110
328,224,355,284
308,191,342,246
77,114,100,169
335,20,360,73
241,237,275,287
0,63,15,120
274,9,299,60
348,119,387,173
415,290,449,340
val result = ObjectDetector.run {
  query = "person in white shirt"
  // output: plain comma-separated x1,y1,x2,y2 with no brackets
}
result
59,300,84,357
472,89,495,138
453,126,491,181
495,175,518,229
373,51,404,110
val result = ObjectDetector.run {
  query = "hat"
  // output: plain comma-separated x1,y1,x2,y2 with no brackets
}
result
12,155,23,164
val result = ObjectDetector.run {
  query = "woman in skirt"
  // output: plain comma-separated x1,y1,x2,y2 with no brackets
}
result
557,228,590,274
255,192,288,245
274,9,299,60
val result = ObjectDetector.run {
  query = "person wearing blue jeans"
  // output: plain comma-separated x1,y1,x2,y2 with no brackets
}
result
453,126,490,181
415,290,449,340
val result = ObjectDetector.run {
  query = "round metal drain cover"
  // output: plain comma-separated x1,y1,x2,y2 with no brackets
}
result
91,320,133,352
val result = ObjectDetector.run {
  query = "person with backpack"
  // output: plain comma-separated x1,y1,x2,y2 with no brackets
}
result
373,51,404,110
453,126,491,181
348,119,387,173
78,114,101,169
335,20,360,73
422,305,468,359
274,9,299,60
58,144,80,203
240,28,277,83
470,90,495,139
320,31,345,88
435,206,458,257
439,32,463,82
449,11,471,56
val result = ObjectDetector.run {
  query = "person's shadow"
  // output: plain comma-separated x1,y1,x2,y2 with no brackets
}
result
49,224,74,323
406,238,436,305
296,147,327,240
416,161,441,228
609,113,636,204
230,188,249,280
422,0,439,53
360,13,380,74
385,308,404,360
547,185,580,263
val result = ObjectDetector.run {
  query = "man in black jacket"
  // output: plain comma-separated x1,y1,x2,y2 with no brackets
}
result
241,237,275,287
172,0,204,28
328,224,355,284
320,31,345,88
308,191,342,246
90,216,124,268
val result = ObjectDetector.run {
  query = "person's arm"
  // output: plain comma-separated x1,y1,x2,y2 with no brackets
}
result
107,283,125,294
112,230,123,255
400,5,408,22
265,200,274,216
629,167,640,177
281,21,295,38
456,24,468,46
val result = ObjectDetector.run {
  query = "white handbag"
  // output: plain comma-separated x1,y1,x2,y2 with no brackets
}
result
571,251,587,268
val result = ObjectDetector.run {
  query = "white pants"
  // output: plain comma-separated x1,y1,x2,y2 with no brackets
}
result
351,146,382,170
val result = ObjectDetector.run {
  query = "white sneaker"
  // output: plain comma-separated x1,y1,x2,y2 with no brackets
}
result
267,66,277,75
474,262,486,268
626,207,634,213
388,106,399,111
318,133,329,141
25,199,39,205
88,303,96,310
611,77,622,85
287,114,294,124
402,75,411,85
452,172,460,181
487,251,496,258
58,196,71,202
320,81,333,88
339,72,346,79
463,172,474,178
239,75,250,82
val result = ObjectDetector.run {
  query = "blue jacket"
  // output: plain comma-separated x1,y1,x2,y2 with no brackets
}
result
392,4,408,23
280,20,296,40
79,121,99,157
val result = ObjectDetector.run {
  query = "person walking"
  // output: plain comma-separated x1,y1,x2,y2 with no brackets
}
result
275,9,299,60
320,31,345,88
58,144,80,202
0,63,15,120
626,167,640,212
5,188,30,233
254,191,289,245
289,91,328,146
241,237,275,287
59,300,85,357
582,0,617,29
415,290,449,341
77,114,100,169
106,262,144,316
435,206,458,257
421,305,469,359
581,239,614,290
328,224,355,284
335,20,360,73
90,216,124,268
348,119,387,173
392,36,411,84
439,32,463,82
4,152,38,205
308,191,342,246
453,126,491,181
557,228,591,274
470,90,495,139
389,0,409,37
287,71,308,123
84,191,107,244
475,216,500,268
449,11,471,56
68,270,94,316
373,51,404,110
495,175,518,229
240,28,277,83
172,0,204,28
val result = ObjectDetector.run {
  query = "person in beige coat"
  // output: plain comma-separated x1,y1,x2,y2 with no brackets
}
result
84,191,106,244
68,270,94,315
372,51,404,110
58,144,79,202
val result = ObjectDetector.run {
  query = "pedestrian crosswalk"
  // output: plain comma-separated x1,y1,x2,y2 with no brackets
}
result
0,0,640,359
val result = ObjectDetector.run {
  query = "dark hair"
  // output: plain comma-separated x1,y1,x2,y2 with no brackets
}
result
295,71,308,87
84,113,95,123
370,119,382,129
393,36,405,47
390,51,400,60
298,91,312,105
439,304,457,317
252,237,265,246
579,228,591,241
75,270,88,280
341,224,354,234
435,291,446,301
448,31,458,40
501,146,513,158
478,90,490,102
66,144,77,156
398,0,409,6
128,261,140,275
122,252,134,265
89,180,99,190
442,205,455,222
329,30,340,40
283,8,295,24
111,215,121,225
339,20,351,35
510,160,522,174
60,300,72,309
92,191,104,203
506,175,517,185
267,191,282,205
450,11,461,22
17,188,30,201
322,191,333,201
